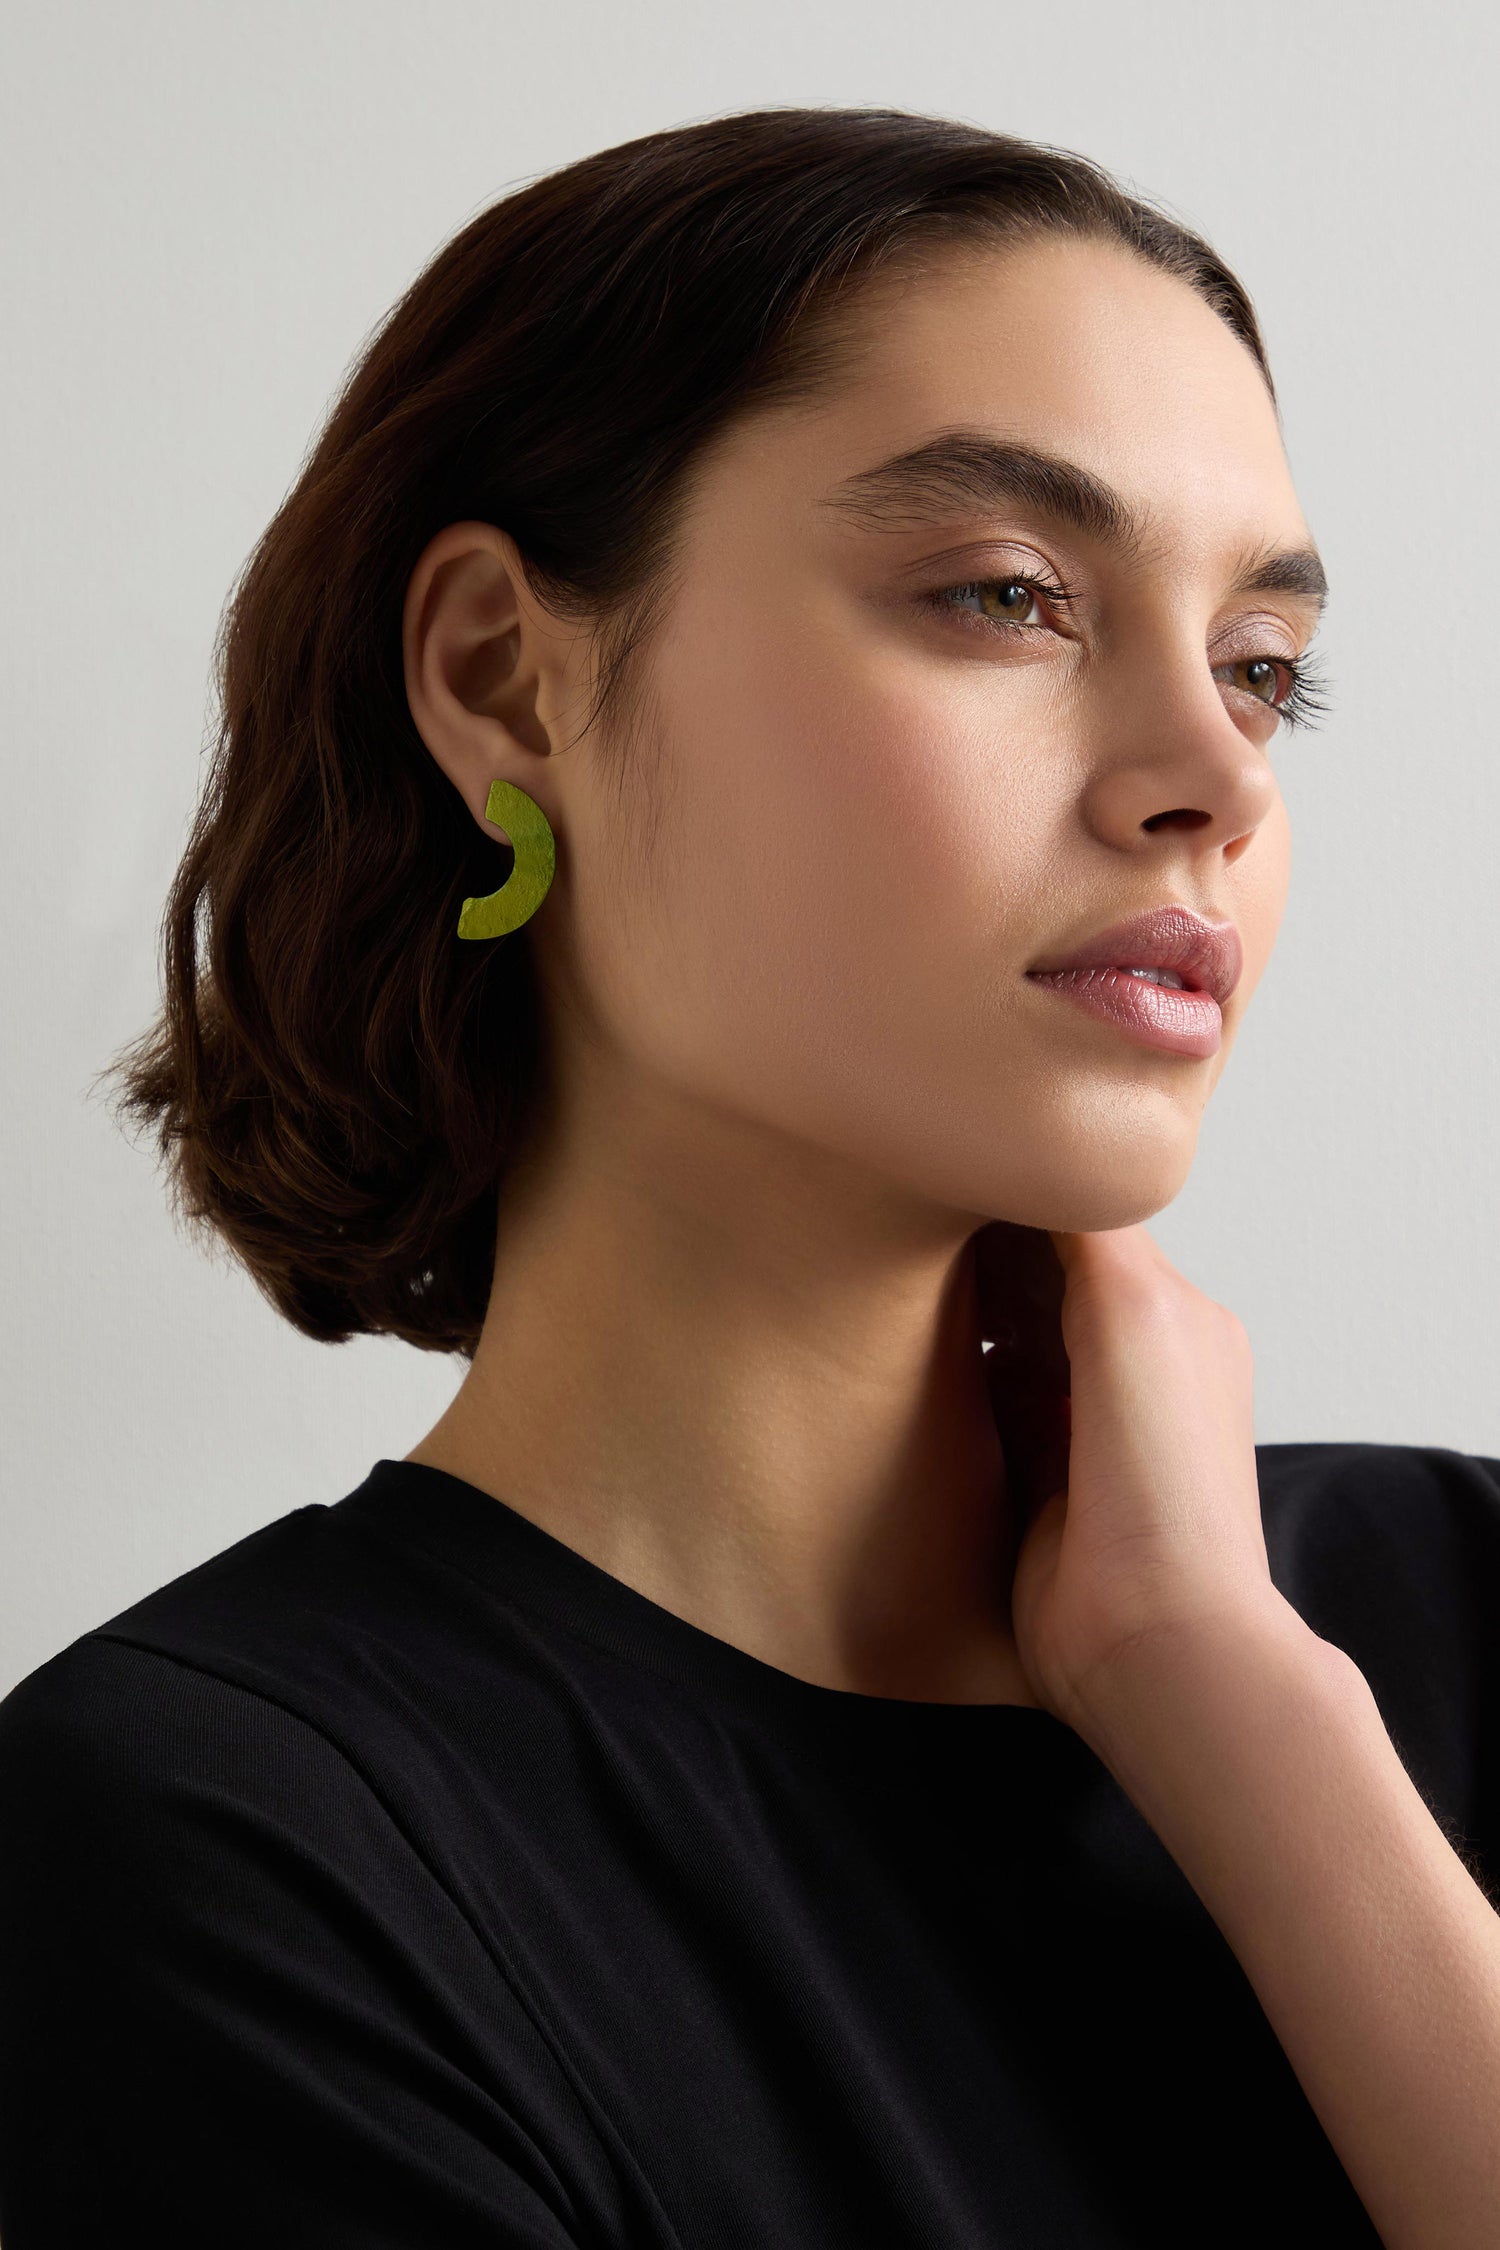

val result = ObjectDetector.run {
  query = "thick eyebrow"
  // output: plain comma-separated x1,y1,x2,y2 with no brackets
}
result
1228,542,1330,615
820,431,1329,618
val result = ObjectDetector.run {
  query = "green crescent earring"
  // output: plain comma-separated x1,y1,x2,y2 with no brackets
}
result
456,778,556,940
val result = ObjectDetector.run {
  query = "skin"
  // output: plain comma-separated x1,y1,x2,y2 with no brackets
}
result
400,231,1323,1711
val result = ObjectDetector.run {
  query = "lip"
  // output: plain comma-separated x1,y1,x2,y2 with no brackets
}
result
1024,905,1243,1060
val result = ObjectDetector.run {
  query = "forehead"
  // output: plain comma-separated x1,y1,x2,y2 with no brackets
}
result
706,234,1311,564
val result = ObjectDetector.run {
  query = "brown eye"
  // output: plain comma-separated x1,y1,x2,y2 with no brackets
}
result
976,580,1039,621
1218,656,1291,707
926,569,1075,637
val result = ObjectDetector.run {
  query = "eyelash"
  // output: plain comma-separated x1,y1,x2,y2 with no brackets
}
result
924,570,1333,734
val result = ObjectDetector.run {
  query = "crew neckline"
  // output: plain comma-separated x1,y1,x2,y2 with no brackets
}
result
330,1457,1074,1742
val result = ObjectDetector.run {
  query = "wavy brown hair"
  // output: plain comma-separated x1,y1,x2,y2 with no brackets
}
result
101,106,1273,1360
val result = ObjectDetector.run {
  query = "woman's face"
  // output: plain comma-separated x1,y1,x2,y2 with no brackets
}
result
542,233,1322,1235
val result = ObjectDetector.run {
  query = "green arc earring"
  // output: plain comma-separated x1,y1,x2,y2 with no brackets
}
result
456,778,556,940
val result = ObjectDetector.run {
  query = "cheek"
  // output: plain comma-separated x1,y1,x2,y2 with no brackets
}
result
565,594,1230,1232
585,595,1064,1137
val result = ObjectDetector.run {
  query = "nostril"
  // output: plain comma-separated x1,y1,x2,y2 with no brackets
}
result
1143,808,1213,833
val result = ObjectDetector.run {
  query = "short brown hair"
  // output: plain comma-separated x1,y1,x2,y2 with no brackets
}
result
102,106,1273,1360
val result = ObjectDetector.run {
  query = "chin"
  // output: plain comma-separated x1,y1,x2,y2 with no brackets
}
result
986,1144,1197,1237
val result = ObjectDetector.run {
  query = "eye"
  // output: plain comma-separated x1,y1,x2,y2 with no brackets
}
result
925,570,1074,634
1217,656,1289,707
1213,651,1333,733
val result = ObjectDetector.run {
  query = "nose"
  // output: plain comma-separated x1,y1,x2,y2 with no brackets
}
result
1082,648,1281,855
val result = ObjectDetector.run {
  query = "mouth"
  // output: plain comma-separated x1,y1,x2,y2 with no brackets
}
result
1024,905,1242,1061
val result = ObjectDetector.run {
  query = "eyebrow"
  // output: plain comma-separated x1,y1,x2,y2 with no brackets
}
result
820,431,1330,618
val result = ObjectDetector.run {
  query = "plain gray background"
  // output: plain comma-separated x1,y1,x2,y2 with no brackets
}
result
3,0,1495,1700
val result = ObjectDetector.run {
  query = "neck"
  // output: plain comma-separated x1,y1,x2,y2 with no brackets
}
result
407,1071,1036,1706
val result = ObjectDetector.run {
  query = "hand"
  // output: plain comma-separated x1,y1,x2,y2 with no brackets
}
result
975,1219,1287,1738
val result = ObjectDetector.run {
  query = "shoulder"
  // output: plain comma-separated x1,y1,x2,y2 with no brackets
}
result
0,1480,564,1875
0,1628,418,1910
1255,1437,1500,1626
0,1499,384,1797
1256,1438,1500,1835
0,1477,491,1757
0,1633,604,2247
0,1483,436,1903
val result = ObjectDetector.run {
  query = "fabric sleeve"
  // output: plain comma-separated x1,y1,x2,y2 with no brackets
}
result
0,1635,596,2249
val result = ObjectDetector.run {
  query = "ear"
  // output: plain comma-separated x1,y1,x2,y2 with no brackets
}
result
402,521,576,844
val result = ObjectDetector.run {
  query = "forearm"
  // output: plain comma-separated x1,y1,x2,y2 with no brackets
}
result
1076,1601,1500,2250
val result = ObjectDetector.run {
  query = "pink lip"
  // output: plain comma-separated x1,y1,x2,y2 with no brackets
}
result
1024,905,1242,1060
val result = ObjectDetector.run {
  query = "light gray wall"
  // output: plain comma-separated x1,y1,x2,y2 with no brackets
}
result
4,0,1495,1698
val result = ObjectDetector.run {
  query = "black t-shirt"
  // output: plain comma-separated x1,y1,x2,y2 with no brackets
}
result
1,1441,1497,2248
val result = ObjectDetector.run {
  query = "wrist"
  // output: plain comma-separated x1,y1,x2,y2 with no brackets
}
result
1064,1591,1365,1777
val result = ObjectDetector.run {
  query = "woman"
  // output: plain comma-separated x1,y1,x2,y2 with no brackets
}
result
1,105,1497,2249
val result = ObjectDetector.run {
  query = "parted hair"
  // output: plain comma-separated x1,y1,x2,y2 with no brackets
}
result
102,106,1273,1360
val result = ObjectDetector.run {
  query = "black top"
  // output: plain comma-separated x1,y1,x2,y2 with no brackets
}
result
1,1441,1497,2248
